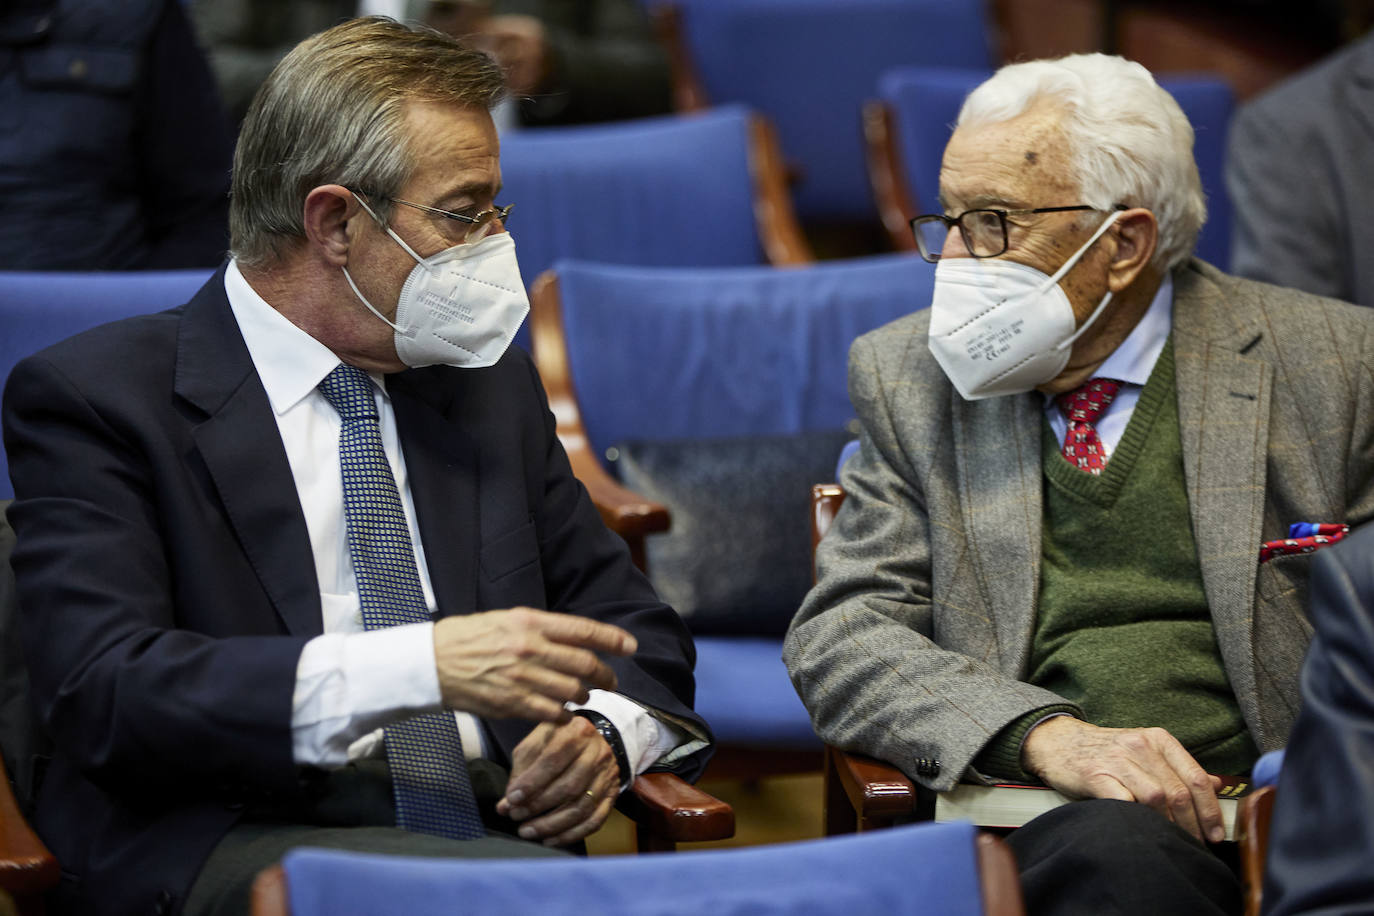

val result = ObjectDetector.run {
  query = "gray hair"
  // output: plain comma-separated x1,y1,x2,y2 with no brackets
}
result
229,17,506,268
957,53,1205,270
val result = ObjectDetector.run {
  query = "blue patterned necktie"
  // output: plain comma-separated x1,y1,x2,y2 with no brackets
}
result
318,364,485,841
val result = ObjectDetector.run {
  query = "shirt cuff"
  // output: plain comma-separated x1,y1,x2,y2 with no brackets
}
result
291,623,443,766
572,689,689,790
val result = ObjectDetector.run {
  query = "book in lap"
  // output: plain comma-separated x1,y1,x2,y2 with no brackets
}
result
934,776,1251,841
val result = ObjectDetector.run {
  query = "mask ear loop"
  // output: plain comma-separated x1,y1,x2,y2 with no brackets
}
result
1043,209,1125,353
341,191,422,337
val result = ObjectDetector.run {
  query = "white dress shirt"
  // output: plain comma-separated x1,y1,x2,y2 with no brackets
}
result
223,261,688,784
1043,275,1174,456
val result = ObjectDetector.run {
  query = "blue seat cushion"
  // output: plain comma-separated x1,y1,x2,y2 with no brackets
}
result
693,636,819,747
611,428,853,635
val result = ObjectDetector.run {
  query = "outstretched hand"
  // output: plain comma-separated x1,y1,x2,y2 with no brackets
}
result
433,608,635,722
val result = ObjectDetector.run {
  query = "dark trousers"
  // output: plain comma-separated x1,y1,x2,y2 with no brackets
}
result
1005,799,1242,916
183,759,569,916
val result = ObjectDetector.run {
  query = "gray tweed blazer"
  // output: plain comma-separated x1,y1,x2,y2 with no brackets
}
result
783,259,1374,791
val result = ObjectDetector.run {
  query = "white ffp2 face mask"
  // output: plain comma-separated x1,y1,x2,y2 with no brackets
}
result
342,198,530,369
927,210,1122,400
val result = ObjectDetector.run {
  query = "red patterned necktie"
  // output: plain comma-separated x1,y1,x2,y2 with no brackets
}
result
1056,378,1123,475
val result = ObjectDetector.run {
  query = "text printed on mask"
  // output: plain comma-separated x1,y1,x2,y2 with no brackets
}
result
964,319,1025,361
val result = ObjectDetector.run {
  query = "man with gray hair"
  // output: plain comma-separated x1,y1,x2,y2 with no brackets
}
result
785,53,1374,915
2,17,709,916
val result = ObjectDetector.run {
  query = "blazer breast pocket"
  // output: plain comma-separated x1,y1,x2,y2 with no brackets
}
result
1256,550,1315,608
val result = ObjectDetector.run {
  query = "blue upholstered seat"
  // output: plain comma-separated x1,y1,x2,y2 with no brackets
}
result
1252,748,1285,788
532,256,934,760
670,0,992,222
501,105,804,287
873,66,1236,268
0,269,212,499
274,820,1018,916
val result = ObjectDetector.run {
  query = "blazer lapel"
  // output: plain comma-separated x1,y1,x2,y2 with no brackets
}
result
175,274,323,637
1171,263,1273,739
951,389,1044,673
389,370,481,618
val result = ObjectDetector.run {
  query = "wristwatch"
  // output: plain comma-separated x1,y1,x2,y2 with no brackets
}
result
573,709,631,789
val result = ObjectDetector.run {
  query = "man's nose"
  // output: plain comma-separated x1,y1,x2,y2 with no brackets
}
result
941,224,970,259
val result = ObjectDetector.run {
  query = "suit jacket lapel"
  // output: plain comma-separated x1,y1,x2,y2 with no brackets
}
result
389,370,481,617
1171,262,1273,740
176,273,323,637
953,389,1044,673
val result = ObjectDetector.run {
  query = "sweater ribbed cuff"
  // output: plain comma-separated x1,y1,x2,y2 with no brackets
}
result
972,706,1080,782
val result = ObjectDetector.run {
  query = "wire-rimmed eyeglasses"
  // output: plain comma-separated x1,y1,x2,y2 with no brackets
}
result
355,190,513,244
910,205,1123,263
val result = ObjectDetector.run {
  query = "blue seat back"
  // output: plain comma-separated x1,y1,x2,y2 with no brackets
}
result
282,820,992,916
876,66,1236,268
500,106,768,289
554,255,933,459
0,269,212,499
676,0,992,221
1253,748,1285,788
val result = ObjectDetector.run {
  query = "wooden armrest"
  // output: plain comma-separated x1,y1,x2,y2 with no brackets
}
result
620,772,734,845
651,3,709,113
861,99,920,254
250,863,289,916
0,753,58,901
529,271,670,544
1238,784,1276,916
830,748,918,821
977,833,1027,916
746,115,814,267
563,431,670,540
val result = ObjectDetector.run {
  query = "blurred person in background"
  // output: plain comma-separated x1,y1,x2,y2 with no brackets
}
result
189,0,670,130
1226,28,1374,307
0,0,233,270
425,0,671,127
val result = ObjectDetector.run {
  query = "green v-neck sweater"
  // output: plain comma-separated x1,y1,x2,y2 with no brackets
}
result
977,340,1258,779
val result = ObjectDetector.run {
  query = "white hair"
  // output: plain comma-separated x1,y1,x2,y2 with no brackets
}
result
957,54,1205,270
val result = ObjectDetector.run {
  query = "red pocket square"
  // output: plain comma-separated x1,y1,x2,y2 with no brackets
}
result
1259,523,1350,564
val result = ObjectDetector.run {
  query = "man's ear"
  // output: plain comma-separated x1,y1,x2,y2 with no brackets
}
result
302,185,362,267
1106,208,1158,293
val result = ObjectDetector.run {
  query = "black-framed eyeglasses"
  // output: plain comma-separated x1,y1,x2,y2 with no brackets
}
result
355,190,513,244
910,205,1123,263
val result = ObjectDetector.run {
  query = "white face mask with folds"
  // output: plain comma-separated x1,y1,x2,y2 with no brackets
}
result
342,195,530,369
927,210,1122,401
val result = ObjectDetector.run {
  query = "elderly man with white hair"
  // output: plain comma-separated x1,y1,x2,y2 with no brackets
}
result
785,53,1374,915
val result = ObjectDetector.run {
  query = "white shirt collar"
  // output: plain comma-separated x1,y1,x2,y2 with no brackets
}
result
224,259,383,414
1091,273,1174,387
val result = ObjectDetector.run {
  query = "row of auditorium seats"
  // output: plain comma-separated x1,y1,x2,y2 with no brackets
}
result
492,69,1234,323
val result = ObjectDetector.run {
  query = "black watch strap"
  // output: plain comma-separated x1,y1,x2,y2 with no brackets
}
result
573,709,631,789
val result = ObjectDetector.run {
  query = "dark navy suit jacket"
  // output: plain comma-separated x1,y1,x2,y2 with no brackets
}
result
1,270,708,916
1262,523,1374,915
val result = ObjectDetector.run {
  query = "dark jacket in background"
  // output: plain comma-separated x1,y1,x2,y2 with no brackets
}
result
0,0,233,270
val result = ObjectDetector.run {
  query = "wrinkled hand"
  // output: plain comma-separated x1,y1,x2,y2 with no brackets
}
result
1021,716,1226,843
433,608,635,722
496,718,621,846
